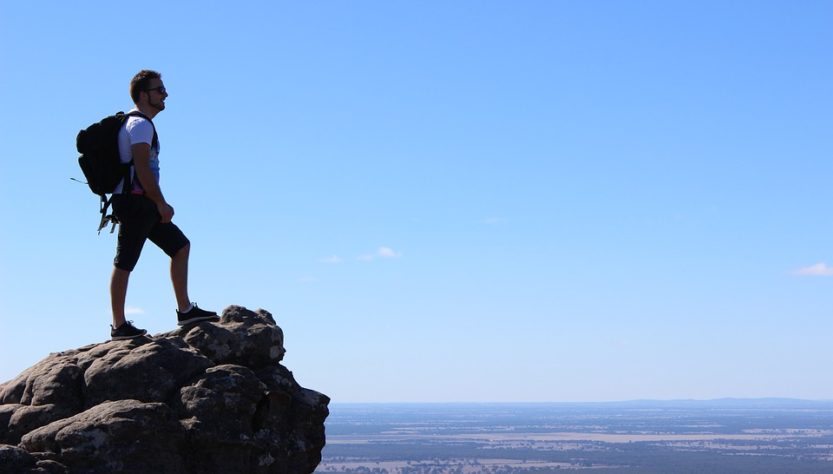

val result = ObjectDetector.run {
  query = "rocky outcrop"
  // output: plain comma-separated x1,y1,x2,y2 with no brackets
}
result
0,306,329,474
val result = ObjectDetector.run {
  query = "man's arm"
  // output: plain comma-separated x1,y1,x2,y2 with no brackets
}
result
132,143,174,223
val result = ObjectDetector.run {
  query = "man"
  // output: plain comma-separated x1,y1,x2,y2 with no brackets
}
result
109,70,218,340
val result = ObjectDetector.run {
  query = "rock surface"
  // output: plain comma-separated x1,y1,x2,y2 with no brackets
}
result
0,306,329,474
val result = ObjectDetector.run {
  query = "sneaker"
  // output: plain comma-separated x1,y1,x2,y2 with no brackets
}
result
111,321,148,340
177,303,219,326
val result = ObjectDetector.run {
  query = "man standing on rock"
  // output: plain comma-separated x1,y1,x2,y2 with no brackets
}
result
109,70,218,340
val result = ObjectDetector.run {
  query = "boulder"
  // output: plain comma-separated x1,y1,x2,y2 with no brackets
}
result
0,306,328,474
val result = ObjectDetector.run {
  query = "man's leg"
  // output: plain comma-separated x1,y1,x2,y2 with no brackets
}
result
171,242,191,313
110,267,131,328
109,195,151,339
154,224,217,325
109,266,147,339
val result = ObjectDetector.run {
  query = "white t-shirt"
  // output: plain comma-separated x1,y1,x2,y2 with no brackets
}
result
114,110,160,194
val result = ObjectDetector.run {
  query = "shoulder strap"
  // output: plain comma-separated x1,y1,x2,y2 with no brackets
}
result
121,111,159,194
125,111,159,149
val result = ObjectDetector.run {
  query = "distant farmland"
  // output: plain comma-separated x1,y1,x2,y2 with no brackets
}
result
317,401,833,473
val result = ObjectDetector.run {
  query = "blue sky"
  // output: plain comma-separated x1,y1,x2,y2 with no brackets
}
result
1,1,831,402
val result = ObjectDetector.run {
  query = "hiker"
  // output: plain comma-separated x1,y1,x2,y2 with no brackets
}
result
109,70,218,340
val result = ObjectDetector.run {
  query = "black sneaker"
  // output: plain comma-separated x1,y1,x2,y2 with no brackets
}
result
177,303,219,326
111,321,148,340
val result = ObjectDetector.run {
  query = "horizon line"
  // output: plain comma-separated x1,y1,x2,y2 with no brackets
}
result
329,397,833,405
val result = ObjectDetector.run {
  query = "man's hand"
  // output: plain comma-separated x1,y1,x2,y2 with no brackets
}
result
157,202,175,223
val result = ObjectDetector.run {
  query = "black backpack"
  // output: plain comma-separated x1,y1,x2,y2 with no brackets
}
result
76,111,156,233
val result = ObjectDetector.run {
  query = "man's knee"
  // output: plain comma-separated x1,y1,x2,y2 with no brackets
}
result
175,242,191,258
111,266,131,288
112,266,131,278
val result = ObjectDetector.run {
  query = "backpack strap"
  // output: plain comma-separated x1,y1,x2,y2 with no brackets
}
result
125,111,158,149
98,195,116,234
125,110,159,147
122,111,158,194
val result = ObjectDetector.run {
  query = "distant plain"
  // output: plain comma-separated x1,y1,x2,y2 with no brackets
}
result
318,401,833,473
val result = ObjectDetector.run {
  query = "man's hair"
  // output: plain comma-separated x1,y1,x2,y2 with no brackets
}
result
129,70,162,104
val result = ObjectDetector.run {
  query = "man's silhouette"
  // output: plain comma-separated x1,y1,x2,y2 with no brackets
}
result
109,70,217,340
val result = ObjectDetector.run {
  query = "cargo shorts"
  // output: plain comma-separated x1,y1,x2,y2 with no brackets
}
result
112,194,190,272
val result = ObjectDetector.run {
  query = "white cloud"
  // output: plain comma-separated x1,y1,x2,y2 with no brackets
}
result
377,246,401,258
125,306,145,315
794,263,833,277
319,255,344,264
358,246,402,261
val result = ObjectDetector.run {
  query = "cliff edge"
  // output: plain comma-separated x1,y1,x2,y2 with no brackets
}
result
0,305,329,474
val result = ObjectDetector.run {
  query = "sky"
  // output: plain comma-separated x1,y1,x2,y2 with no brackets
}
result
1,1,832,403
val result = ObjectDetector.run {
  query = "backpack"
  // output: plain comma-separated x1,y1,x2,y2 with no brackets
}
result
76,111,156,233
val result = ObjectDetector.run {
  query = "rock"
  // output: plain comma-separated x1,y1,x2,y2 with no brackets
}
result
2,404,75,445
21,400,186,474
83,338,212,408
180,306,286,366
0,444,68,474
0,306,328,474
177,364,267,436
0,444,37,473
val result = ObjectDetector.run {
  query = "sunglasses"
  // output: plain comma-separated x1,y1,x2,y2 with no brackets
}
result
145,86,167,94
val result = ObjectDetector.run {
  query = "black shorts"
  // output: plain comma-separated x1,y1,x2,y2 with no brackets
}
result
112,195,190,272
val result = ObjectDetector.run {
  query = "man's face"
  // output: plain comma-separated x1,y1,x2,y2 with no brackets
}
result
144,79,168,112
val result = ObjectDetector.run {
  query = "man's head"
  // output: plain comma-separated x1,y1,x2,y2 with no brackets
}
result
129,69,167,113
